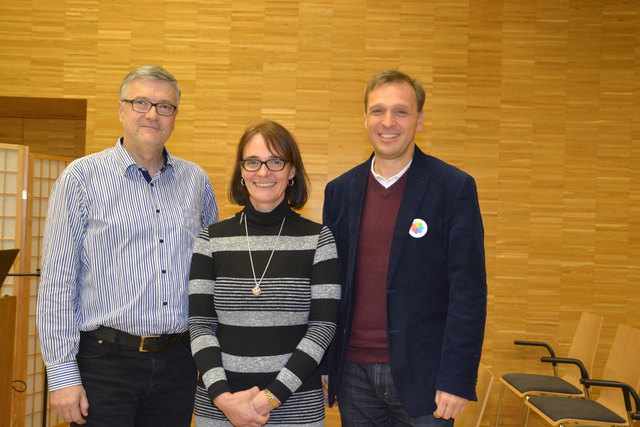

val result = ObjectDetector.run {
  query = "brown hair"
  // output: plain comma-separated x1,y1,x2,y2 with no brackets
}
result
364,70,425,112
229,120,310,210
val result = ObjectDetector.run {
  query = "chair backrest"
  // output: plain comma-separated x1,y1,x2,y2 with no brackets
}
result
561,312,603,386
595,324,640,418
455,364,494,427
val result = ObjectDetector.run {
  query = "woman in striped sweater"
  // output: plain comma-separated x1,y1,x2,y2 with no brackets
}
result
189,120,341,426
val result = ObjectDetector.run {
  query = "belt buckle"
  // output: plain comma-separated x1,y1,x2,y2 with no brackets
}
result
139,335,162,352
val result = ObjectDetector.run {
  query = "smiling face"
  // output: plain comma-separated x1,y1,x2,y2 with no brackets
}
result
365,82,425,166
241,133,296,212
118,78,178,154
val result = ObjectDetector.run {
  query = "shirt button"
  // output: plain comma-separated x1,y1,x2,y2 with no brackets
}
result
156,209,160,213
159,239,164,243
162,269,166,274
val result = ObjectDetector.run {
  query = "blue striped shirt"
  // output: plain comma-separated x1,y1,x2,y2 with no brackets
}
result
37,139,218,391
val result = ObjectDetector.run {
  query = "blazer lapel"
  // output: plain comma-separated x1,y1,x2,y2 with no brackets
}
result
346,156,372,283
387,147,432,287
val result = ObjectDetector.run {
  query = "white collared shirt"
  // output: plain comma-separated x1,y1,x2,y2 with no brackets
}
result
371,157,413,188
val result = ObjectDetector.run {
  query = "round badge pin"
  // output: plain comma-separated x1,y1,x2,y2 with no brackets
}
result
409,218,428,238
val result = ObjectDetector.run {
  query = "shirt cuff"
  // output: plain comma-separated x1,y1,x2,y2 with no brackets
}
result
46,361,82,391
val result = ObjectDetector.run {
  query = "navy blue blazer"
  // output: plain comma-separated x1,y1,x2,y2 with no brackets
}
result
322,146,487,416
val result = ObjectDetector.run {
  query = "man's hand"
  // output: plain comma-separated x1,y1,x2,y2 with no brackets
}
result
50,385,89,424
213,386,270,427
433,390,468,420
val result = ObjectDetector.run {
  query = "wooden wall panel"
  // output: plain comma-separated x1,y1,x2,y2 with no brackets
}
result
0,296,17,427
0,116,85,158
1,1,639,426
0,119,25,146
0,97,87,158
21,118,85,157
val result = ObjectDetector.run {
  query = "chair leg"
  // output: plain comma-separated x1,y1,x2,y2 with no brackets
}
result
522,404,530,427
495,383,505,426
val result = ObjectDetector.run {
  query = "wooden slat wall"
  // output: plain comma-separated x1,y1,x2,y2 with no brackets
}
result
1,1,639,426
0,97,87,158
0,117,85,158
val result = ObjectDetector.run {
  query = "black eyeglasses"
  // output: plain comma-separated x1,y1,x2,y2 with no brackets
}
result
122,99,177,116
240,158,288,172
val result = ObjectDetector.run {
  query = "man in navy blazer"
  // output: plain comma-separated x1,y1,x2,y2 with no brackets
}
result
323,70,487,425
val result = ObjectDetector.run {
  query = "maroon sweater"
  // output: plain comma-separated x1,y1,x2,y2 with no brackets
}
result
346,170,408,364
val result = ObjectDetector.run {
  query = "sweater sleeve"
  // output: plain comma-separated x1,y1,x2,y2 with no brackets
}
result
188,226,230,401
267,226,341,404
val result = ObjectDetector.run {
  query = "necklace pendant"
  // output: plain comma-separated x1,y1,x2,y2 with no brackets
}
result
245,216,286,298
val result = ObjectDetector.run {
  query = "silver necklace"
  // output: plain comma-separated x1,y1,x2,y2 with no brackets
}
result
243,213,286,295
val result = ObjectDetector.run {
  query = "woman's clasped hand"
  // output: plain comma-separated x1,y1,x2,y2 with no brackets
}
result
213,387,270,427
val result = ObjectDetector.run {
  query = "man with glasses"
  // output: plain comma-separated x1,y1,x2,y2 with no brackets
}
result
323,70,487,425
37,65,218,426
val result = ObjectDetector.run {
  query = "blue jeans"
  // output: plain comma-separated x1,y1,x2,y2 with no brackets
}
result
337,362,453,427
72,333,196,427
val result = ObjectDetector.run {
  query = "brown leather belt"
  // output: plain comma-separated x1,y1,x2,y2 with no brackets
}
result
84,326,187,352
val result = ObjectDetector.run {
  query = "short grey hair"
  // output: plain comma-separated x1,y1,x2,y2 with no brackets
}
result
119,65,181,105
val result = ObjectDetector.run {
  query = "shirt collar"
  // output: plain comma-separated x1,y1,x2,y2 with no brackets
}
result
371,156,412,189
113,137,173,177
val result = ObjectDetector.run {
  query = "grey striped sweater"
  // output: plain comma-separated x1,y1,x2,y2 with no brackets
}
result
189,201,341,425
